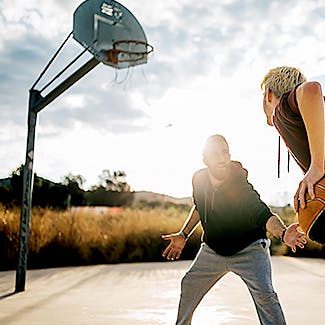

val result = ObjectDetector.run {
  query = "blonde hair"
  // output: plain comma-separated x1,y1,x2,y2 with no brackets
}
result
261,66,307,98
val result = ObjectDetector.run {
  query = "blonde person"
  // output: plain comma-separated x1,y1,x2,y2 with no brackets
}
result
162,134,306,325
261,66,325,243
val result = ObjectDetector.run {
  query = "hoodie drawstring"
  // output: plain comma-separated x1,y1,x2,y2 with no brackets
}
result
204,185,208,223
277,135,290,178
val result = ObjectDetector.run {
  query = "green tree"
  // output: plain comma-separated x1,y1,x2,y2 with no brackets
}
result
62,173,86,207
62,173,85,190
85,169,133,206
97,169,130,192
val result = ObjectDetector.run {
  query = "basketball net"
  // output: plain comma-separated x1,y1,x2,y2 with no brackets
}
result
106,40,153,66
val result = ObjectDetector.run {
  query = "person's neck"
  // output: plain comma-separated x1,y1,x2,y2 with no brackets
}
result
271,97,280,113
207,169,228,189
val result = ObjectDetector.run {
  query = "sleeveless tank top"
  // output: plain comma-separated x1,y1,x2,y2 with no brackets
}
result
273,86,311,173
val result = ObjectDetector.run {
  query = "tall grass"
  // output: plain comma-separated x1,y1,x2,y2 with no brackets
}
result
0,204,201,270
0,204,323,270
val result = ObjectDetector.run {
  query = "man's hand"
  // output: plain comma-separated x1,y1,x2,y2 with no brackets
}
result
161,233,186,261
283,223,307,253
294,168,324,211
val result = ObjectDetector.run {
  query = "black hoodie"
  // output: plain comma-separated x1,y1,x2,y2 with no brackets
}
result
192,161,273,255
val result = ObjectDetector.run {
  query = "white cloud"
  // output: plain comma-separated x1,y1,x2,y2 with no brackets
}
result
1,0,325,201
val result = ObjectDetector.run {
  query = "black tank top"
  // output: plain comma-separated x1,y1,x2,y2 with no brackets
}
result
273,86,325,173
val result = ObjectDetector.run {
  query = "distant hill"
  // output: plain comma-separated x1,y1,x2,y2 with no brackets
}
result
133,191,293,211
133,191,192,206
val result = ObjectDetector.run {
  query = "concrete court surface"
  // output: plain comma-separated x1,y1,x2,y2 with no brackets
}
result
0,256,325,325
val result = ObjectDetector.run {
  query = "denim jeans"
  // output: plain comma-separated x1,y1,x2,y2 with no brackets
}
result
176,239,286,325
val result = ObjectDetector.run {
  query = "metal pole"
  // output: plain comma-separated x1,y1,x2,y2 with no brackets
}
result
14,58,100,292
15,90,41,292
32,57,100,114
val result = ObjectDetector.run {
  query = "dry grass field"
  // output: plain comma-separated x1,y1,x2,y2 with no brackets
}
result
0,204,323,270
0,204,201,270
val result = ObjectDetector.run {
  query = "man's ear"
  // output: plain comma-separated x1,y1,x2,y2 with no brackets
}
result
203,156,208,166
265,88,273,103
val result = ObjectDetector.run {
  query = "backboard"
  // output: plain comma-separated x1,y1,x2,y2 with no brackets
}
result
73,0,152,69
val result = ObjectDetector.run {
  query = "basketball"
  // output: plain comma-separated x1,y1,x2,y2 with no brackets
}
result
298,177,325,244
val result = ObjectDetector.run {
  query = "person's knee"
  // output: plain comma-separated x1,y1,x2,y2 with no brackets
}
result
254,291,280,304
180,271,205,296
180,273,192,290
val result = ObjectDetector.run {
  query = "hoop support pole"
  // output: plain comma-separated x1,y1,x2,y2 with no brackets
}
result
32,57,100,114
15,90,40,292
15,57,100,292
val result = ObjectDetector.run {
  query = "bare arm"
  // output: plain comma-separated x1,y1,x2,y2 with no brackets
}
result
162,206,200,260
180,206,201,237
266,214,307,253
295,81,325,209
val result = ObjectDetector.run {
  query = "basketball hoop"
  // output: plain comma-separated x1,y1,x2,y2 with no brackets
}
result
106,40,153,66
73,0,153,69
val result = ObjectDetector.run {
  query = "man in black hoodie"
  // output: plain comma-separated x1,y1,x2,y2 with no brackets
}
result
162,134,306,325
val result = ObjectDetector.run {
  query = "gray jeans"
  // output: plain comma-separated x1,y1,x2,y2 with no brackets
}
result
176,239,286,325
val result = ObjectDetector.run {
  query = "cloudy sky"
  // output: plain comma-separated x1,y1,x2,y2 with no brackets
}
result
1,0,325,205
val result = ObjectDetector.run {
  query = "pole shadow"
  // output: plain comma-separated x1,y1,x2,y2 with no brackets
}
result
0,291,16,300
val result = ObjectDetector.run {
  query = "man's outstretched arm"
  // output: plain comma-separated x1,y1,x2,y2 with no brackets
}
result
295,81,325,210
266,214,307,253
162,206,200,260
